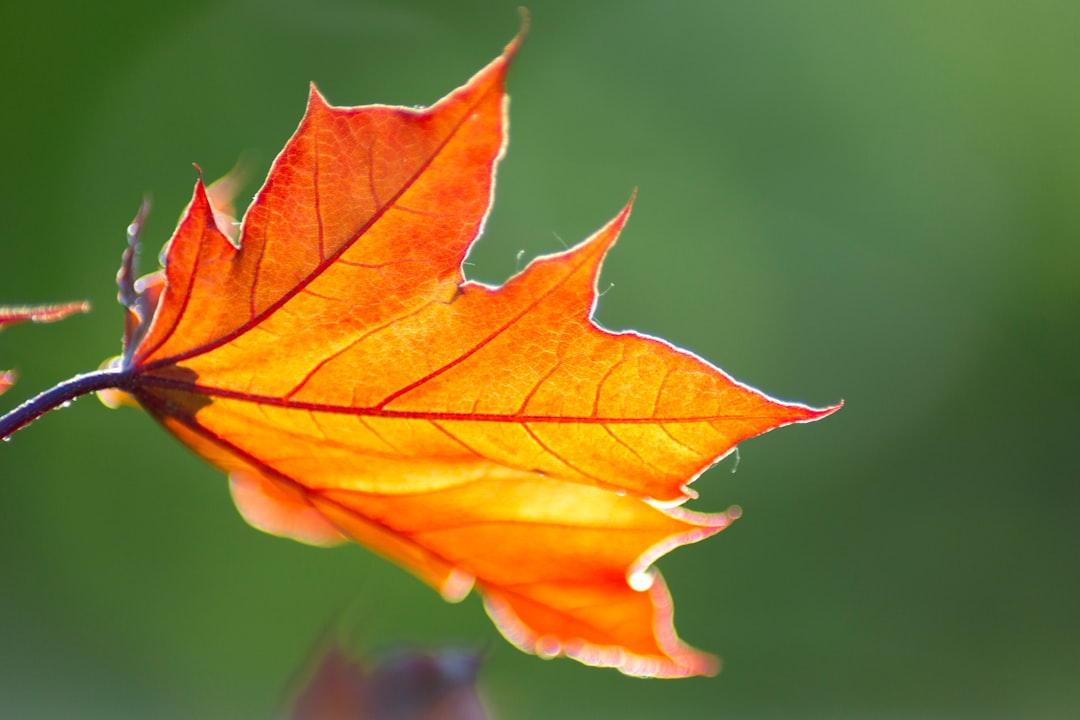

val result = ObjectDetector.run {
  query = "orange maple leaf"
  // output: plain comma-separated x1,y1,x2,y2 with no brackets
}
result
0,301,89,396
105,35,837,677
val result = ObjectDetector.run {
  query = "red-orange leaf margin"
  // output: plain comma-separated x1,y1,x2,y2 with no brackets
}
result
105,34,838,677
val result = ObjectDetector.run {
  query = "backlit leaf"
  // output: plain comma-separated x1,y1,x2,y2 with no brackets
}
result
110,33,837,677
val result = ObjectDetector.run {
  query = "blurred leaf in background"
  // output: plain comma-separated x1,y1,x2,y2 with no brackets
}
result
1,1,1077,718
289,644,486,720
0,301,89,395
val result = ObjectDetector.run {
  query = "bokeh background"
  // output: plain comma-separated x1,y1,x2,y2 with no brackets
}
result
2,1,1077,718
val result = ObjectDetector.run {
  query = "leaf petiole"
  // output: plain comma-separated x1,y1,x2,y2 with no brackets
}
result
0,367,127,441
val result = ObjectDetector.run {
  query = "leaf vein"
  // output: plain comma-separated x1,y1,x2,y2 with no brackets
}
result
375,234,602,410
522,423,606,486
138,75,503,372
283,299,437,401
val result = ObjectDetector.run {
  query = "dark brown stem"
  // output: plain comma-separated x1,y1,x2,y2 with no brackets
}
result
0,367,128,441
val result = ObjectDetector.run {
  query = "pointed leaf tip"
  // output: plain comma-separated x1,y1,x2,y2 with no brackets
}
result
306,82,328,111
505,8,529,59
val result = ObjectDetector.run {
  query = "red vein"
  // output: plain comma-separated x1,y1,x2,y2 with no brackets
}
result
307,408,330,441
356,415,399,453
522,423,605,485
136,374,774,426
367,140,380,208
138,72,503,374
137,392,461,578
426,420,559,481
392,204,450,218
591,355,625,418
314,132,325,261
134,202,211,365
652,368,674,417
300,287,337,302
375,231,602,411
245,167,283,322
515,362,563,415
658,424,698,455
427,420,487,460
283,299,436,400
601,424,661,473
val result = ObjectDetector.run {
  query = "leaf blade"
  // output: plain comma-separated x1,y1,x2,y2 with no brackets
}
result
119,32,838,677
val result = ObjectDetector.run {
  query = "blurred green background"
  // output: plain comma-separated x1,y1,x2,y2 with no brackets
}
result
2,1,1078,717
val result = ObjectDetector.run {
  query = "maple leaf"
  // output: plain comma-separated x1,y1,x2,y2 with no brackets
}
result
95,34,837,677
0,301,89,396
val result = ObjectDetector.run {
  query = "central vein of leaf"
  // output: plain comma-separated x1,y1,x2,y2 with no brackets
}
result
134,376,754,424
